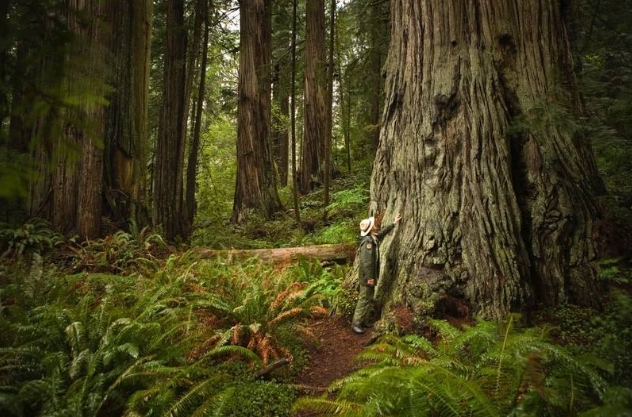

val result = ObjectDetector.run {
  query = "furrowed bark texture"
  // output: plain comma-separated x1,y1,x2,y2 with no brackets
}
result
232,0,282,223
154,0,187,240
26,0,108,239
368,0,603,319
300,0,327,193
103,0,151,227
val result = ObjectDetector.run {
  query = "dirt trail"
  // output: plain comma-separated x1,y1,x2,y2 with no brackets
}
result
293,316,373,389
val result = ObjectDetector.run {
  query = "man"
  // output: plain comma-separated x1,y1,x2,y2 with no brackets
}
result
352,213,401,334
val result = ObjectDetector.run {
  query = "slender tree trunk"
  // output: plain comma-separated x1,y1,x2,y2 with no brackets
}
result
154,0,187,240
345,75,352,173
103,0,152,228
278,93,290,186
0,0,9,139
290,0,300,223
271,64,290,187
185,0,209,227
364,0,604,320
324,0,335,210
300,0,327,193
231,0,282,223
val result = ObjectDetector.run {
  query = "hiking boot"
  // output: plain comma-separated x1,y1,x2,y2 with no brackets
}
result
363,322,374,328
352,325,365,334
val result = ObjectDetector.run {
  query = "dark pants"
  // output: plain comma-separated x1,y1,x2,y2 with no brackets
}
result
352,285,374,327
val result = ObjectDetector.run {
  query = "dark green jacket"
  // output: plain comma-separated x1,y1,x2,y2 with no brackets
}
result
358,223,395,287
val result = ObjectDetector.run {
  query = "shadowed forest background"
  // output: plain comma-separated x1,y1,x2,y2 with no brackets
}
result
1,0,632,416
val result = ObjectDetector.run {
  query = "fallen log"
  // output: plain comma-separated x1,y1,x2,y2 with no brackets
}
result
195,244,355,264
255,358,290,378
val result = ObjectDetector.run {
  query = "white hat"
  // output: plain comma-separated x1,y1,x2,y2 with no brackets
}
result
359,217,375,237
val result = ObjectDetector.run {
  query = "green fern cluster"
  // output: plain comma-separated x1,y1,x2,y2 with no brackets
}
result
0,218,63,259
294,316,622,417
187,260,329,366
0,254,326,417
68,227,168,275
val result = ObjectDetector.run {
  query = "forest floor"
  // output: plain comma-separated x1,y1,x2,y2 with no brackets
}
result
293,316,373,390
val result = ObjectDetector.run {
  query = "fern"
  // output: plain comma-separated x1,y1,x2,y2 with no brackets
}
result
297,318,616,417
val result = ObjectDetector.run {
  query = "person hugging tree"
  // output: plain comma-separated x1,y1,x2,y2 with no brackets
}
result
352,213,402,334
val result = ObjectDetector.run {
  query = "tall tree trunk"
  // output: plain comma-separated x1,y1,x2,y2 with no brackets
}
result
290,0,300,223
300,0,327,193
365,0,604,320
185,0,209,227
154,0,187,240
324,0,335,210
103,0,152,229
231,0,282,223
0,0,9,140
278,93,290,187
368,0,384,151
271,65,290,187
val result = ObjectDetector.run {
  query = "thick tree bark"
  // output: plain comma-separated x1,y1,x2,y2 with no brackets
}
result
300,0,327,193
154,0,187,240
231,0,282,223
103,0,152,228
185,0,209,227
363,0,604,320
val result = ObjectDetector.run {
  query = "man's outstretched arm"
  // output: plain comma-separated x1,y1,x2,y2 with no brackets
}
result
376,214,401,240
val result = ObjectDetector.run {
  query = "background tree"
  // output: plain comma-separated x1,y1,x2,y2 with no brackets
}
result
365,0,605,319
271,0,292,187
300,0,327,193
153,0,187,240
232,0,282,223
185,0,211,227
103,0,152,229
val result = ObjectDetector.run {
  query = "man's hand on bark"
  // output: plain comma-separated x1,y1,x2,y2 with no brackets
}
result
394,214,402,224
367,279,375,286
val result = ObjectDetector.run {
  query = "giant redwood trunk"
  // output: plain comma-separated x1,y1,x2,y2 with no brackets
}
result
25,0,109,239
154,0,187,240
103,0,151,228
232,0,282,223
366,0,604,320
300,0,327,193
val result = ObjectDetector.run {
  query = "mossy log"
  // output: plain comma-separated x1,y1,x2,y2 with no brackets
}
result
196,244,355,264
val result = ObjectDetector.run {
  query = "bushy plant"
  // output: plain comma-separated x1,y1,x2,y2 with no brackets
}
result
221,381,296,417
294,316,613,417
0,218,63,259
190,260,328,365
68,227,168,275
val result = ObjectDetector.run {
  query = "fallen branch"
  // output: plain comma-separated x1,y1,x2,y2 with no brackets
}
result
255,358,290,378
196,244,355,264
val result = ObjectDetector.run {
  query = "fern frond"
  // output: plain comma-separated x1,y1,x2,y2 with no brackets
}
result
292,397,363,416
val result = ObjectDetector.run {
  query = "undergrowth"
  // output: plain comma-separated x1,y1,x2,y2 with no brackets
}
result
294,316,630,417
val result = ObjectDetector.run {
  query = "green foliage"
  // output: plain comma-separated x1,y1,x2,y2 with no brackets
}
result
295,317,612,417
221,381,296,417
0,249,340,416
598,258,632,284
190,260,328,366
68,227,168,275
535,289,632,388
292,258,356,317
0,218,63,259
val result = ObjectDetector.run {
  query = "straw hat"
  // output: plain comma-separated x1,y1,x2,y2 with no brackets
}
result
359,216,375,237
